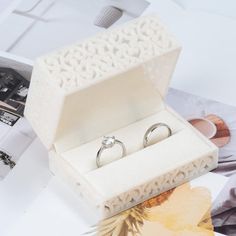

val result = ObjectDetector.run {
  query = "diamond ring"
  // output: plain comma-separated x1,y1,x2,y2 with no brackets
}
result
143,123,172,148
96,136,126,168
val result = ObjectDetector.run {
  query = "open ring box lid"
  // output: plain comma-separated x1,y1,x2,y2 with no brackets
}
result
25,15,218,219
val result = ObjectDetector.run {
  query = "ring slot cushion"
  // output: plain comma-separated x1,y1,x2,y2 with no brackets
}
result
25,15,218,219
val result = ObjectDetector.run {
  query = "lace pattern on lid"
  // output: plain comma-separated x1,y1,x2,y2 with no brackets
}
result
40,16,179,92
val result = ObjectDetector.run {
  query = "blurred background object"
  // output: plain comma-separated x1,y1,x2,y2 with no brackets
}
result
94,0,149,28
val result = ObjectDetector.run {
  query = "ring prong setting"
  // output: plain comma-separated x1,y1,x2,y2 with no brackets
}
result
102,136,116,148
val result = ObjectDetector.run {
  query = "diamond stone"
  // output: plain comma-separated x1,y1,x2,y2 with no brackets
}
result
102,136,115,148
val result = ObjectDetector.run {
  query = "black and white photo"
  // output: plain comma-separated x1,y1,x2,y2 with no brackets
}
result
0,67,29,119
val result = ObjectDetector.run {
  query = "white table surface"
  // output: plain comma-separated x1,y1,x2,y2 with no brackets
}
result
143,0,236,107
0,0,22,24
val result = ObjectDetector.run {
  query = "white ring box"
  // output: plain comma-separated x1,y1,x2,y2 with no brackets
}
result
24,15,218,219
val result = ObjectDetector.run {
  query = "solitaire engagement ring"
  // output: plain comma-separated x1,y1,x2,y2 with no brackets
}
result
96,136,126,168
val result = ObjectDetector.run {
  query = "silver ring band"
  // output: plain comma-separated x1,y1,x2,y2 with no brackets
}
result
96,136,126,168
143,123,172,148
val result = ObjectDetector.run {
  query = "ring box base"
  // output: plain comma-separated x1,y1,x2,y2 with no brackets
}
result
49,106,218,218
